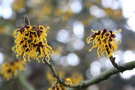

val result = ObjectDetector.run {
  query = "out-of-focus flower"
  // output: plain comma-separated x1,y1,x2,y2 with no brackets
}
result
70,72,83,84
105,8,122,19
38,4,52,18
12,24,54,63
46,71,67,83
86,29,121,57
0,26,8,34
54,9,74,21
0,60,25,80
46,72,57,83
12,0,25,11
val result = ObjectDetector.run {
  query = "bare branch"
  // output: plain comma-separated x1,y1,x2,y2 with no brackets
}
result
45,58,135,89
45,59,71,87
109,56,125,72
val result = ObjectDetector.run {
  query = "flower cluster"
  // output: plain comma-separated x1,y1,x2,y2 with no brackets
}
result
0,60,25,80
86,29,121,57
47,72,72,90
48,78,72,90
12,25,54,63
48,82,66,90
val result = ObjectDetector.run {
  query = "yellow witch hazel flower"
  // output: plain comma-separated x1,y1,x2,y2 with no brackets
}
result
0,60,25,80
12,23,54,63
48,82,66,90
86,29,121,57
48,78,72,90
46,72,57,83
47,72,72,90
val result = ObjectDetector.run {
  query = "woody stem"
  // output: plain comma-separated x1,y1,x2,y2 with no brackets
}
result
109,56,125,72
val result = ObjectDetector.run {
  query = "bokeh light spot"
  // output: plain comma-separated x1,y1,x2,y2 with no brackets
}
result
67,53,80,66
56,29,70,43
73,21,84,38
70,0,82,13
0,52,4,64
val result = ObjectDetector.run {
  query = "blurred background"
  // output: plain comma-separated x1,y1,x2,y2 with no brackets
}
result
0,0,135,90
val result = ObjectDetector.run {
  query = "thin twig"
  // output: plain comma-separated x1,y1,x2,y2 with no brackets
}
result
109,56,125,72
44,59,71,87
24,16,30,25
73,60,135,88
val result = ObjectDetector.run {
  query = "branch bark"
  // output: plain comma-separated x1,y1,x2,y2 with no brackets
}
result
45,59,71,87
45,58,135,89
109,56,125,72
74,60,135,88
